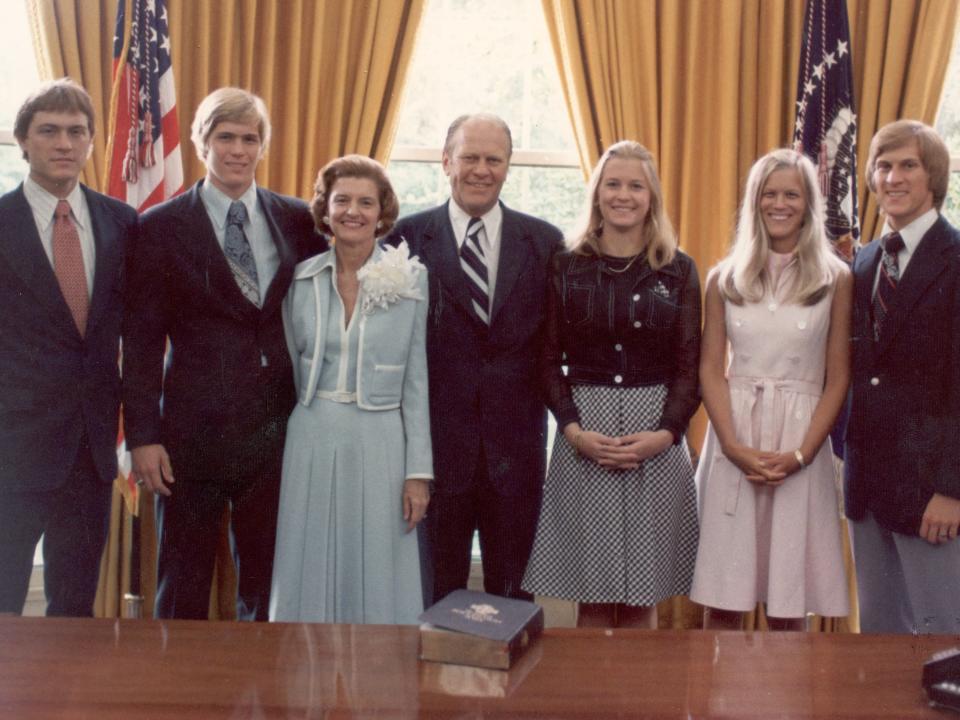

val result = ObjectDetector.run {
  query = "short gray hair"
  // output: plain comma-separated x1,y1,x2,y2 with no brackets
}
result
442,113,513,157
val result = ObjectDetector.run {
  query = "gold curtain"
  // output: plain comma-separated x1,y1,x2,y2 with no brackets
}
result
542,0,805,269
543,0,958,632
163,0,425,195
26,0,425,619
28,0,425,195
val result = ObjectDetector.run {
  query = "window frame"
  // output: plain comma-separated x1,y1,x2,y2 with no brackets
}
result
391,144,580,170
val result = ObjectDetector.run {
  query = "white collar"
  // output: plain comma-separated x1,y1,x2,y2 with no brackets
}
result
23,176,87,230
201,179,259,229
448,199,503,244
880,207,938,254
294,243,384,280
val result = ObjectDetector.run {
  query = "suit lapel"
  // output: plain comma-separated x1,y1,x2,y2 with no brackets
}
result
84,187,122,336
490,205,532,324
419,204,477,322
853,239,880,333
0,185,81,338
258,187,295,318
877,219,952,355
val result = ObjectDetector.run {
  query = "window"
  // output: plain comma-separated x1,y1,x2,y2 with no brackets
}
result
0,1,40,194
388,0,582,236
935,26,960,228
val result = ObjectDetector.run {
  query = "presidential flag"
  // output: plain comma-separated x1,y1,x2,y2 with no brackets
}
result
792,0,859,259
106,0,184,514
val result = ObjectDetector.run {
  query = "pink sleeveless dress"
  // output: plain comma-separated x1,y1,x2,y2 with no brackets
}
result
690,256,849,618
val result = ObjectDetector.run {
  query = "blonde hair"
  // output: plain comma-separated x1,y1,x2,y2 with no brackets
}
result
717,148,844,306
190,87,271,161
569,140,677,270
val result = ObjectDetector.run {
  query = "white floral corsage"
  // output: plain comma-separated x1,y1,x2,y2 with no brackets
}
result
357,240,425,316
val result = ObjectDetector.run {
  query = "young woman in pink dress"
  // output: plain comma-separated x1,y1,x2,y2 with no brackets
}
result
690,148,852,630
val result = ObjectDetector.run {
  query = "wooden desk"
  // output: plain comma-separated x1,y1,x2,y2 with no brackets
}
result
0,617,955,718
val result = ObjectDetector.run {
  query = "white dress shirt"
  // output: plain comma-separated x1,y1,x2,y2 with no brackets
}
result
23,177,96,297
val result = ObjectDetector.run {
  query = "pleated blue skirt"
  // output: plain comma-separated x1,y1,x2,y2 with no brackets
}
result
270,398,422,624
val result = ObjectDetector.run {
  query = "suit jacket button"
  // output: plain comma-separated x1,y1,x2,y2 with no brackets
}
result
870,377,880,386
613,374,623,384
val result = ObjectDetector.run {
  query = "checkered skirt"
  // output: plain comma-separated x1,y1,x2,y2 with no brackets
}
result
522,384,699,605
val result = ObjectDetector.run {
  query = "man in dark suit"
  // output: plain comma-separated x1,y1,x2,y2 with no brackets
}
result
388,114,563,603
845,120,960,634
123,87,324,620
0,79,137,616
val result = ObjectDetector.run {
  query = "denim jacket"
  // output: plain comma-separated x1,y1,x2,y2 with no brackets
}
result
540,248,702,443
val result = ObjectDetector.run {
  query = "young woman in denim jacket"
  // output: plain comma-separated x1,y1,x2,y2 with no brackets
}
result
522,141,702,628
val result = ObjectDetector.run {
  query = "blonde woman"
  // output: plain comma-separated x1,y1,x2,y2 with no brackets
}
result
522,141,701,629
690,148,851,630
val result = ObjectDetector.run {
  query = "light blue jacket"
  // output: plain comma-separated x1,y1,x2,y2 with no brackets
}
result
283,244,433,479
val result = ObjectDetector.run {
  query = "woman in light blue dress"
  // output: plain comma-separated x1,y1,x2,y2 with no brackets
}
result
270,155,431,624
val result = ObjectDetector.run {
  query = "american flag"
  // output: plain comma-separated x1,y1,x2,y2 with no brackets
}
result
106,0,184,514
792,0,859,260
106,0,183,211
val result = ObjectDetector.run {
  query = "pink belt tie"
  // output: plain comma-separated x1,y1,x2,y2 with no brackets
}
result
722,376,822,515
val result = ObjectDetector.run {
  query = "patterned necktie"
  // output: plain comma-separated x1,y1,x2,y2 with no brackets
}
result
52,199,89,336
872,231,905,340
460,217,489,324
224,200,260,307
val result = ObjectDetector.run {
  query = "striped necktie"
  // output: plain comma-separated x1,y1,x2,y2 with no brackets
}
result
460,217,489,324
872,231,904,340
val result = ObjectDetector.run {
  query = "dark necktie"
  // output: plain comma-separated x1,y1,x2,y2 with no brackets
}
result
53,199,89,336
224,201,260,307
872,231,905,340
460,217,489,324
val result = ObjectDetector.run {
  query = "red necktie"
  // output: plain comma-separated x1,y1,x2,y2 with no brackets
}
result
53,199,89,336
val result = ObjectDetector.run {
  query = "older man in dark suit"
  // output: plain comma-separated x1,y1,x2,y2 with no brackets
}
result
123,87,324,620
845,120,960,634
0,79,137,616
388,114,563,603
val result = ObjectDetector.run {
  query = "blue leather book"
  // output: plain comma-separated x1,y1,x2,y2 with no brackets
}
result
418,590,544,669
